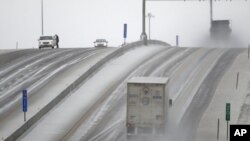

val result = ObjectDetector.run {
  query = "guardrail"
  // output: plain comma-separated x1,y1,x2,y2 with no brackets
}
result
5,40,169,141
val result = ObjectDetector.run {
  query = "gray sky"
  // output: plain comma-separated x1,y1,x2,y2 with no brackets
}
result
0,0,249,49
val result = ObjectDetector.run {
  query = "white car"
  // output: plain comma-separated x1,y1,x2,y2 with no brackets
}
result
94,39,108,47
38,36,57,49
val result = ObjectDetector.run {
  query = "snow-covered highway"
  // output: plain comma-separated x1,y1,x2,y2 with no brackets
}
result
0,41,249,141
0,48,116,140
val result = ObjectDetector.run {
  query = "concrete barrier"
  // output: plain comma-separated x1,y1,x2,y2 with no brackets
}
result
5,40,169,141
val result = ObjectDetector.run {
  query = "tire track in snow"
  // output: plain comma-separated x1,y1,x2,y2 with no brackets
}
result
70,48,198,141
0,49,96,118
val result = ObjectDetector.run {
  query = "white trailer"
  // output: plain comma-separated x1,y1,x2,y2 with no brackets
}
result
127,77,169,138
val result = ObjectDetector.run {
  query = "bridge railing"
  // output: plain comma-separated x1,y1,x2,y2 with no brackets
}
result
122,40,170,48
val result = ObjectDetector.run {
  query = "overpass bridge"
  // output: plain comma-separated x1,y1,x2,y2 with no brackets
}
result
0,41,249,141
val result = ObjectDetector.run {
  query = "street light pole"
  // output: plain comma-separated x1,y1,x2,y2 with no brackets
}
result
146,13,154,40
210,0,213,24
41,0,44,35
141,0,148,45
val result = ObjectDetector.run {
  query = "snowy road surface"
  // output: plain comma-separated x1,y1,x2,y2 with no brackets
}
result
0,48,115,140
0,44,248,141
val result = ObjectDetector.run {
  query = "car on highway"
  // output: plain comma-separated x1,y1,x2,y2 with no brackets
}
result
38,35,57,49
94,39,108,47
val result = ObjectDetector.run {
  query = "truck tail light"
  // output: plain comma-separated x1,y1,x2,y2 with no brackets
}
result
127,123,134,128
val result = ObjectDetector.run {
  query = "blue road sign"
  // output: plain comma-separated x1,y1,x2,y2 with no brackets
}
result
124,23,127,38
22,90,27,112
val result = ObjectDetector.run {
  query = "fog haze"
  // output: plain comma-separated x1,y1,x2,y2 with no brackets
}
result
0,0,249,49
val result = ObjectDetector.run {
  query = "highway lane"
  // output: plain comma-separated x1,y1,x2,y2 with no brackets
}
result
177,49,243,141
0,48,102,118
0,49,58,80
69,48,238,141
5,46,243,141
0,49,62,113
17,45,167,141
0,47,117,140
109,49,232,141
0,49,50,68
73,48,183,140
0,50,72,102
195,48,250,141
65,47,198,141
167,48,224,128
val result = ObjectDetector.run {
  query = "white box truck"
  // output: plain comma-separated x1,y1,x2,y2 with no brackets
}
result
127,77,169,139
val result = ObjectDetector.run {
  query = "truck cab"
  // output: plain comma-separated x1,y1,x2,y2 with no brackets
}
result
210,20,232,40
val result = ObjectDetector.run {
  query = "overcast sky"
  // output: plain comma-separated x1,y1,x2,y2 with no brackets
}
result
0,0,249,49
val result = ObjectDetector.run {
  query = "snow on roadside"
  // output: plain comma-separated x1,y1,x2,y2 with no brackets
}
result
169,48,225,126
0,50,17,55
195,50,249,141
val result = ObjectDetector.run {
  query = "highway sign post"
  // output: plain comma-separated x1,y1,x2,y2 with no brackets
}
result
16,42,18,49
123,23,127,44
226,103,231,140
22,90,28,122
217,118,220,140
176,35,179,47
248,45,250,59
236,72,239,89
